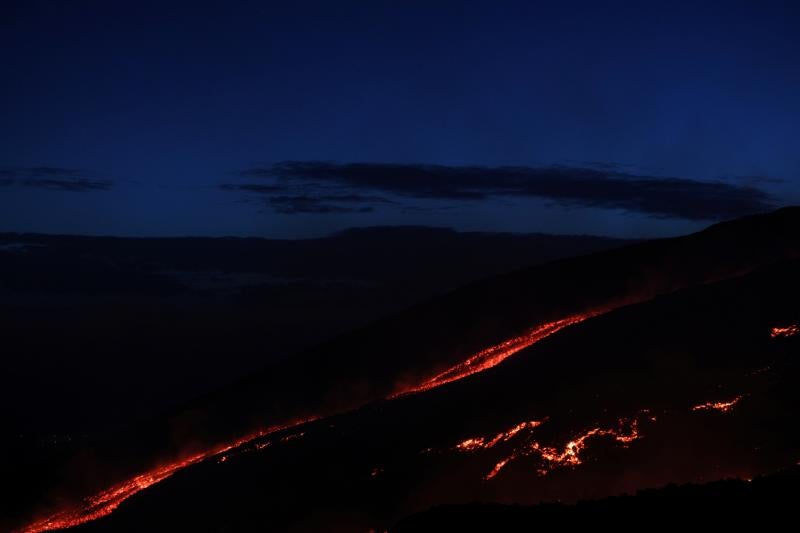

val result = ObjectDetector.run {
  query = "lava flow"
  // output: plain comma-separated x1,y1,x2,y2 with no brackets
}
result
691,395,743,413
17,418,317,533
450,389,750,482
523,420,641,477
455,420,546,452
392,310,602,398
19,311,603,532
453,415,643,480
771,324,800,338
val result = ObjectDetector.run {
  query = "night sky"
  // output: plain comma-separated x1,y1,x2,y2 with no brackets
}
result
2,0,798,238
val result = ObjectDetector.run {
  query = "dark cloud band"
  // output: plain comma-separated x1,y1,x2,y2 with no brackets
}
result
234,161,774,220
0,167,112,192
267,195,375,214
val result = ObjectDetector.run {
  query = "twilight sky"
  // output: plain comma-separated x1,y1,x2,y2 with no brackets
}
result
1,0,798,238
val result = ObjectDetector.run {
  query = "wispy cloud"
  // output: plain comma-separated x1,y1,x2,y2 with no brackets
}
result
263,194,394,214
219,183,288,194
232,161,775,220
267,195,377,214
220,179,394,215
0,166,113,192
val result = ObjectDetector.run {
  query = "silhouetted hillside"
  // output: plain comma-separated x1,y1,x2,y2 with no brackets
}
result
6,208,800,532
52,254,800,532
195,208,800,441
392,466,800,531
0,226,629,530
1,226,626,436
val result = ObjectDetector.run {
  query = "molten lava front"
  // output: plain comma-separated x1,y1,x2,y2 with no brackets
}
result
691,396,743,413
18,312,599,532
18,419,318,533
771,324,800,338
447,395,750,483
16,306,783,532
455,420,545,452
452,414,645,480
392,310,602,398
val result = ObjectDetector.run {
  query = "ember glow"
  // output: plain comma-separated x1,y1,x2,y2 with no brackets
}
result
453,416,643,480
455,420,546,452
691,396,743,413
17,418,318,533
392,311,602,397
449,393,749,481
771,324,800,338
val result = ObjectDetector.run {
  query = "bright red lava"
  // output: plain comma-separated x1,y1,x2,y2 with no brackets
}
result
771,324,800,338
451,396,745,481
452,415,643,480
691,395,743,413
391,310,601,398
17,419,317,533
19,311,600,532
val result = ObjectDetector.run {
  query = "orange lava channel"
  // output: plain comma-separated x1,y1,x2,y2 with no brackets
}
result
691,395,743,413
456,420,546,452
17,419,317,533
20,311,601,532
771,324,800,338
454,416,642,480
393,310,601,397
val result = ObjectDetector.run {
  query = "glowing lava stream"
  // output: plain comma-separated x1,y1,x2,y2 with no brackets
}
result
456,420,546,452
452,396,746,481
453,415,644,480
691,395,743,413
771,324,800,338
392,310,602,397
17,418,318,533
19,310,601,532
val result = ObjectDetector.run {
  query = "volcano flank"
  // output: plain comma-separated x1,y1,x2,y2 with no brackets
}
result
6,208,800,532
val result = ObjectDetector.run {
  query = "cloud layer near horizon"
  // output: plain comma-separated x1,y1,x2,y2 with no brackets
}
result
223,162,774,220
0,167,112,192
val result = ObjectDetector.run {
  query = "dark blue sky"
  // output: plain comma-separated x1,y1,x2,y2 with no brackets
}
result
1,0,798,238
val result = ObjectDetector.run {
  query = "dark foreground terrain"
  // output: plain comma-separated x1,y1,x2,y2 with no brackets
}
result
393,466,800,530
64,253,800,532
1,226,626,438
6,208,800,532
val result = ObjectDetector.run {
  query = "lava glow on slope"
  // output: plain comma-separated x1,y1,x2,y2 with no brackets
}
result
691,395,743,413
453,415,644,480
19,312,601,532
452,396,745,481
17,418,318,533
456,420,546,452
771,324,800,338
392,311,602,398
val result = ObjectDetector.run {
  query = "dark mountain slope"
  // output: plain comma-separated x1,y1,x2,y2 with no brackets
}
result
1,226,627,438
51,226,800,532
392,466,800,531
7,208,800,531
191,208,800,440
